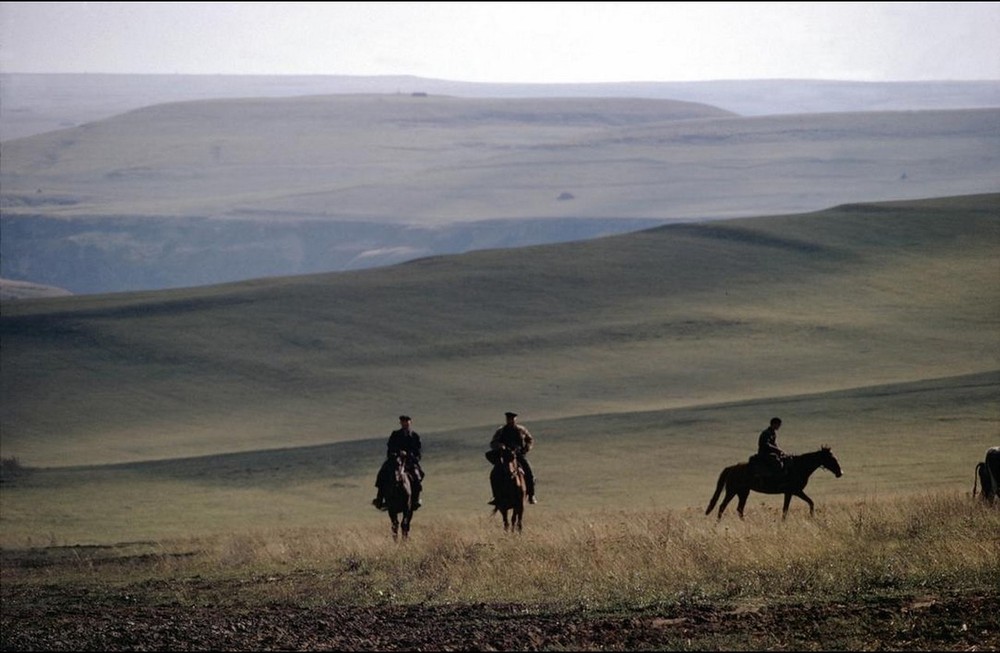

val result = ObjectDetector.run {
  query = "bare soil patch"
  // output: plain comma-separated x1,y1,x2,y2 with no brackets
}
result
2,579,996,651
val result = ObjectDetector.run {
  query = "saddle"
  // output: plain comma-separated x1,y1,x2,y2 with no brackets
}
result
749,453,787,480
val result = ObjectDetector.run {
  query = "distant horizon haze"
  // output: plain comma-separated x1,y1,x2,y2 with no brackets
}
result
1,2,998,82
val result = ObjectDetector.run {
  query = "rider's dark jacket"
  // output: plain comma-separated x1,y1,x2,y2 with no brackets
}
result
379,428,423,488
756,426,786,472
387,428,422,461
490,424,533,453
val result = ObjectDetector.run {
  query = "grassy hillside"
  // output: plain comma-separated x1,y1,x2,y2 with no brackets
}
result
3,193,997,465
1,369,996,547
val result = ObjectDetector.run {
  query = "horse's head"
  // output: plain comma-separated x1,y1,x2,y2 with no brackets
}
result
497,445,519,474
820,445,843,478
392,450,412,481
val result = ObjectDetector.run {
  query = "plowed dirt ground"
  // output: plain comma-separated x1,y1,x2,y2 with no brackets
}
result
2,579,997,651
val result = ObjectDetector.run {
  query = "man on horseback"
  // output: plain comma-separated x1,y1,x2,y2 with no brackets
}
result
753,417,788,480
488,411,537,504
372,415,424,511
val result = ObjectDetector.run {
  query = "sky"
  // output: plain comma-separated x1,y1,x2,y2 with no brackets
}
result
1,2,998,83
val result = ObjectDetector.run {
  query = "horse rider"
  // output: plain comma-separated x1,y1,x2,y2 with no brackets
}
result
372,415,424,511
488,411,537,504
755,417,788,478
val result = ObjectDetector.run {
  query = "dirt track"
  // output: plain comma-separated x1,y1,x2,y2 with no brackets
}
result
2,583,997,651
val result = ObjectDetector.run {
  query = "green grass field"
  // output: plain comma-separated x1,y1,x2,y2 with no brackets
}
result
1,193,997,548
1,371,996,548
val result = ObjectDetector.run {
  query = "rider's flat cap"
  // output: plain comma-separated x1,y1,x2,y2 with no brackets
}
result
399,415,411,421
505,411,518,418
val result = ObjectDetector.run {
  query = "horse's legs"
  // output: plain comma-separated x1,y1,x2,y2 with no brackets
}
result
781,491,814,518
794,490,814,516
782,493,793,519
390,512,399,540
401,510,411,539
736,491,749,520
501,508,510,531
717,490,736,519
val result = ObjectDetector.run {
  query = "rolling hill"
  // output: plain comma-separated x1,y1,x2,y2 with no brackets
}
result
4,74,1000,141
2,91,998,295
2,193,996,469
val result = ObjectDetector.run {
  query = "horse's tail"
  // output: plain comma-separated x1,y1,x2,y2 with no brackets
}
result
705,467,728,515
974,461,984,498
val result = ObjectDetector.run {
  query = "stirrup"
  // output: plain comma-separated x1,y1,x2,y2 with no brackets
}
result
528,495,538,504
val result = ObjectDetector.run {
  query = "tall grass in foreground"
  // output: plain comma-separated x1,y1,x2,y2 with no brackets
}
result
5,493,997,611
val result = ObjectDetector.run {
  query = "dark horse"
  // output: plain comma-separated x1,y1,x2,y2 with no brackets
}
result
489,444,527,532
384,450,417,540
973,446,1000,502
706,446,843,520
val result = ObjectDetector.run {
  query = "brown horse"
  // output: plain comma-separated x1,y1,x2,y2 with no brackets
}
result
706,446,843,520
384,451,416,540
489,445,527,532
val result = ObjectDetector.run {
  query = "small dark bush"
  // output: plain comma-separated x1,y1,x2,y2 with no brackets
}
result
0,456,28,482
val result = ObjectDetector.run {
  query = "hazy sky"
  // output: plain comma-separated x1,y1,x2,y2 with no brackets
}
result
1,2,998,83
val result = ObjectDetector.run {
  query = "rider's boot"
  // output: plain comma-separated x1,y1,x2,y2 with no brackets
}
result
372,489,386,511
412,489,422,510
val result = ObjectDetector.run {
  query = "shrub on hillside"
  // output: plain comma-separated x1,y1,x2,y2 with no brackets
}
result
0,456,28,482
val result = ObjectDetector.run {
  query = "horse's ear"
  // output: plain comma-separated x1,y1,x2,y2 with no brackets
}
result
822,444,830,451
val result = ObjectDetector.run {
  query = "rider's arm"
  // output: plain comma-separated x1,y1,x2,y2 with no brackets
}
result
520,427,534,453
386,432,402,457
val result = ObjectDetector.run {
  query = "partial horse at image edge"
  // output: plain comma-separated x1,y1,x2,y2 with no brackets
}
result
706,445,844,520
973,445,1000,502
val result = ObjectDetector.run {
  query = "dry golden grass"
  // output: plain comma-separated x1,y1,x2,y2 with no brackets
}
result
5,492,995,613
